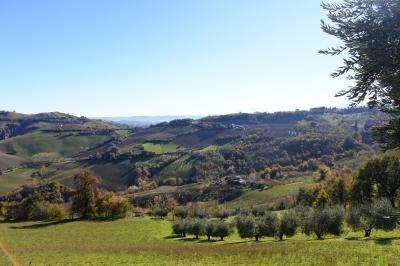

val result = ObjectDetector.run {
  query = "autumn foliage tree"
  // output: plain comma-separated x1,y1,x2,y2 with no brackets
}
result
72,171,101,218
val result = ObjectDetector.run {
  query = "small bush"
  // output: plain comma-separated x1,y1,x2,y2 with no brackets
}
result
97,192,131,219
29,202,66,221
0,201,24,221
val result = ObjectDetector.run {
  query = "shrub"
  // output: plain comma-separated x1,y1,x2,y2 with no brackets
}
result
0,199,66,221
97,192,131,219
28,202,66,221
0,201,24,221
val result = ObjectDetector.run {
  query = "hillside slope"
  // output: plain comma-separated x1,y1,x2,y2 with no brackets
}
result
0,108,383,204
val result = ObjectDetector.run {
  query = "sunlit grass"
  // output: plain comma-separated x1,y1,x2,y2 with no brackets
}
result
0,216,399,265
143,142,182,154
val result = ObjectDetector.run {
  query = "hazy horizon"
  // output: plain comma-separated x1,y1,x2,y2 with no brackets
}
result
2,103,355,118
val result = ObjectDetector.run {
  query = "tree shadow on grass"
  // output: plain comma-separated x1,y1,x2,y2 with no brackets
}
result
90,217,125,222
178,238,200,242
198,239,220,243
10,218,78,230
164,235,224,243
9,216,125,230
222,240,254,245
164,235,184,240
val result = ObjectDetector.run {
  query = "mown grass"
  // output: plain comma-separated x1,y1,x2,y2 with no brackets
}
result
0,217,400,265
0,168,38,195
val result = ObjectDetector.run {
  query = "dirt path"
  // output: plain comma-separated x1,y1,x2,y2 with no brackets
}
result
0,240,22,266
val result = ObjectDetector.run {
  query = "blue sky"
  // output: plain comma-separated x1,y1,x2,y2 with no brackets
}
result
0,0,348,117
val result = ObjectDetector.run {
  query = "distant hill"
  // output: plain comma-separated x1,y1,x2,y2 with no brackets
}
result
98,116,204,126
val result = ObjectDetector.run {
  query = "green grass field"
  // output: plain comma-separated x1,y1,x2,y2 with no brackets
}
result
228,175,315,209
0,217,399,265
0,168,38,195
0,253,11,266
3,132,110,158
143,142,183,154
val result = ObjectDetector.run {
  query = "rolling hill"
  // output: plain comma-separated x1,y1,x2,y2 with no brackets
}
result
0,107,383,208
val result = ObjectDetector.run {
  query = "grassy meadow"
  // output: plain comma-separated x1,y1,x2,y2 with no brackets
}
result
143,142,183,154
4,133,110,158
0,216,399,265
227,174,316,209
0,168,38,195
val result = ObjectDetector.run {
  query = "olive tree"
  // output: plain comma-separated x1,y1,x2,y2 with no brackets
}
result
347,198,397,237
205,220,216,241
256,212,279,241
172,219,187,237
236,213,278,241
236,215,256,240
276,210,298,241
212,220,232,241
186,218,205,239
302,205,345,239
